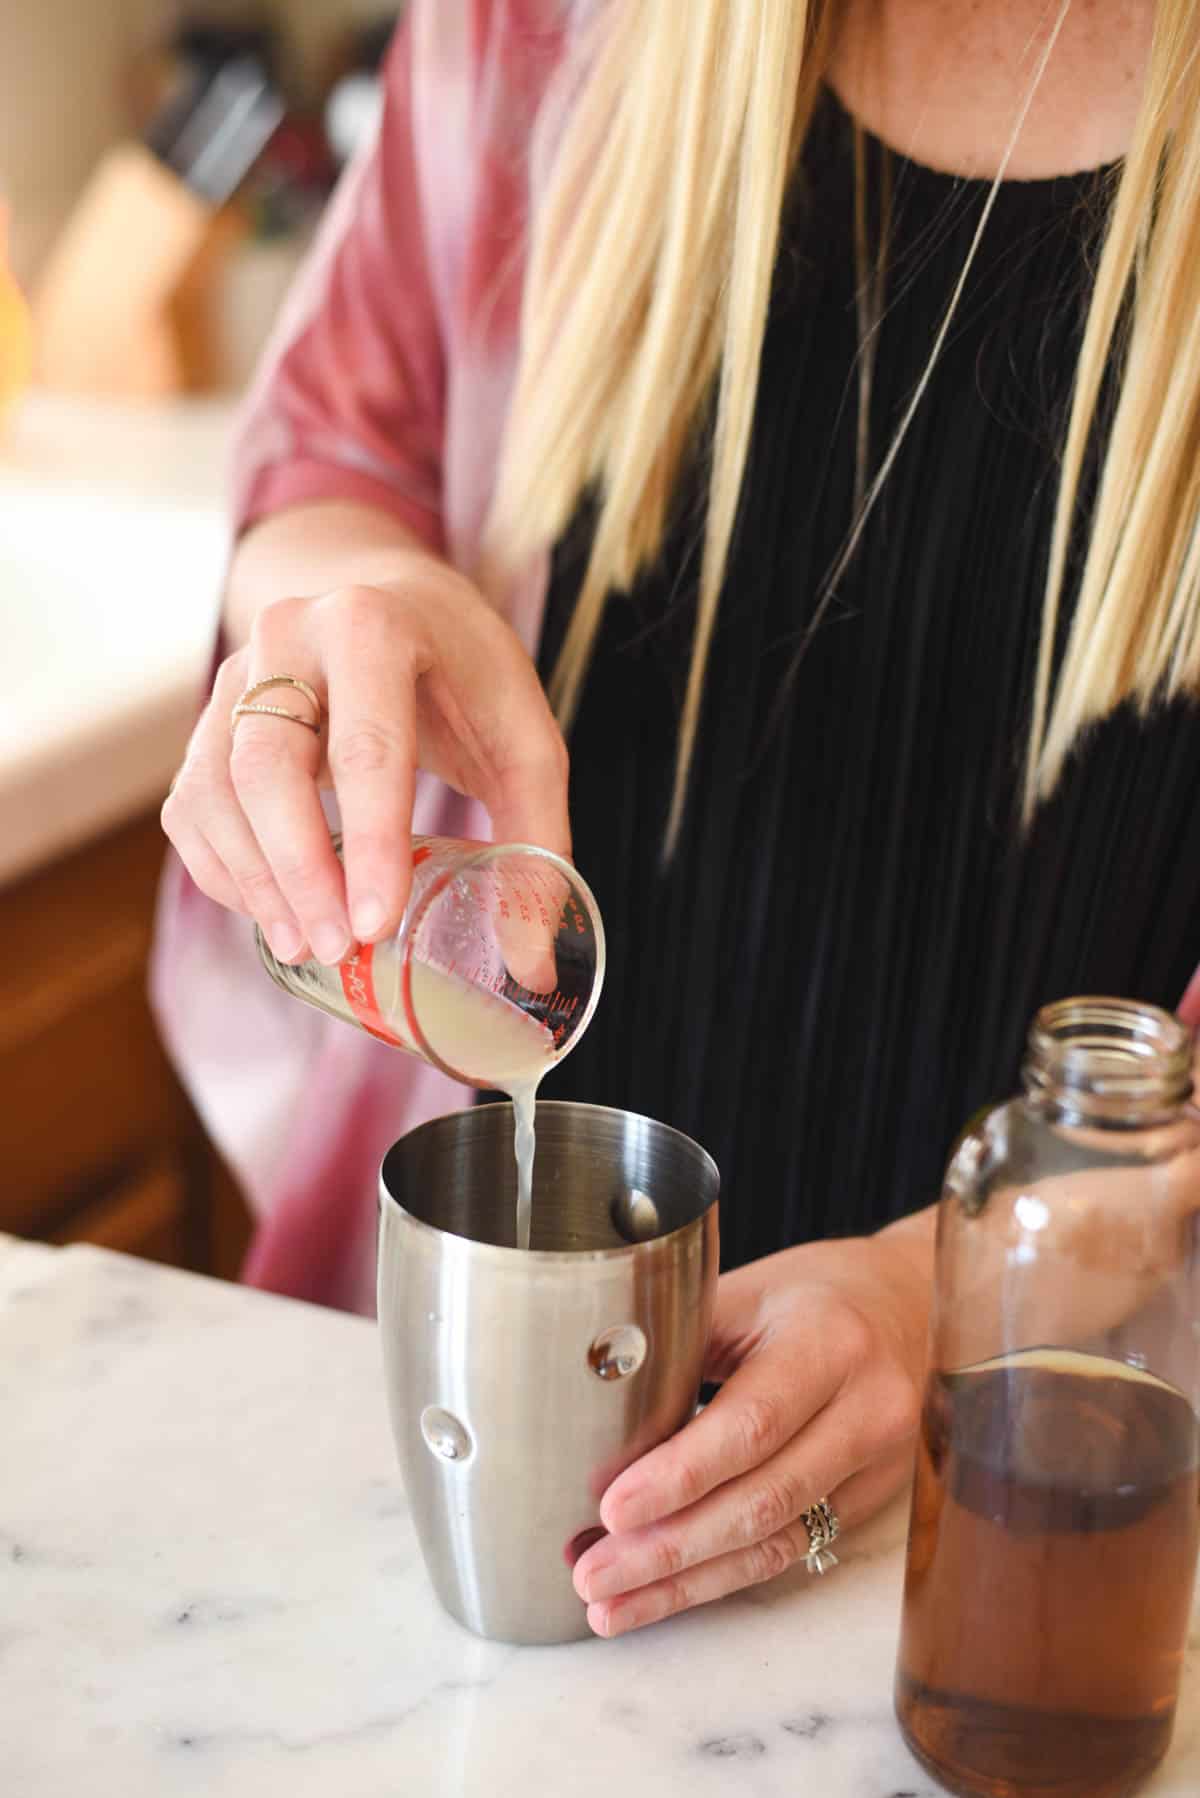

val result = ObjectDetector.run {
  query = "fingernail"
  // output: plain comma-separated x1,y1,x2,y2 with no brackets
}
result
351,894,387,941
266,921,303,963
311,921,351,965
571,1540,612,1597
587,1604,614,1639
579,1558,625,1603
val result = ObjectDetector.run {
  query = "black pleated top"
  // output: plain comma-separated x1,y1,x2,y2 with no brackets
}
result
528,90,1200,1271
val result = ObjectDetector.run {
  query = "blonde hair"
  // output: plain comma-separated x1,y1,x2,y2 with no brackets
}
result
487,0,1200,844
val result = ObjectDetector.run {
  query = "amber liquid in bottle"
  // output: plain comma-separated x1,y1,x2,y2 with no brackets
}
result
896,1348,1200,1798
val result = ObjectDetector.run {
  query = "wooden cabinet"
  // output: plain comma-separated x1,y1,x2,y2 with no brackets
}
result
0,811,252,1277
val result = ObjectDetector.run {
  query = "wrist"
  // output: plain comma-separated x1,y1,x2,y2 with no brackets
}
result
865,1207,937,1380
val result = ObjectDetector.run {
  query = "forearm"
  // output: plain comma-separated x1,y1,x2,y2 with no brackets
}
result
222,500,443,649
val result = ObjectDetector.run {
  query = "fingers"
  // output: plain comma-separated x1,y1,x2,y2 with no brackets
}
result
163,652,306,960
165,568,574,971
484,729,572,862
586,1523,814,1637
160,813,244,914
584,1442,914,1639
599,1322,849,1533
581,1439,832,1607
195,800,308,964
581,1362,904,1604
231,601,351,964
427,596,572,860
321,588,420,943
491,854,571,997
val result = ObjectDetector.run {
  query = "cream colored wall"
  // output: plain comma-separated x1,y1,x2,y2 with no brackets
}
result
0,0,161,285
0,0,389,287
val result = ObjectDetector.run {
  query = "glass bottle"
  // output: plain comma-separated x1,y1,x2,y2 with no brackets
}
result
895,997,1200,1798
257,836,605,1091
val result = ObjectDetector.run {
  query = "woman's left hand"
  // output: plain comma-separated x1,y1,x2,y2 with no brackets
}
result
572,1214,934,1636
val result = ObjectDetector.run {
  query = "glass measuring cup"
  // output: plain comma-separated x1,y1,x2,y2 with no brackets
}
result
256,836,605,1089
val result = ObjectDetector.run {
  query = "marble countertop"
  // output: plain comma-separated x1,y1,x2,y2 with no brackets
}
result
0,393,233,887
3,1232,1198,1798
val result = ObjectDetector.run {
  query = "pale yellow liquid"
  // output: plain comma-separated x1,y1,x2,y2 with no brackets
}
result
509,1080,539,1254
409,961,555,1251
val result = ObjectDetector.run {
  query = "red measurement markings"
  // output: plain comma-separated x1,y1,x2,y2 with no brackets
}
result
339,943,404,1047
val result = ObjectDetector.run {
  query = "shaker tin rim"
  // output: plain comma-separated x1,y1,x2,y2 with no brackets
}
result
378,1099,720,1263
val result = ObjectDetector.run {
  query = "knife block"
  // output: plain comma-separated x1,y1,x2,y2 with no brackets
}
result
0,201,33,416
31,143,213,398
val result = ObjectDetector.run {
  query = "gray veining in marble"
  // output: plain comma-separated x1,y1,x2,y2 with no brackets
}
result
1,1235,1197,1797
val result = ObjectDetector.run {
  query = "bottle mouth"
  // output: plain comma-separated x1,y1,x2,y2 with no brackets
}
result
1024,997,1194,1116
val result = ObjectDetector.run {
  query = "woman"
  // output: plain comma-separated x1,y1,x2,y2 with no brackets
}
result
156,0,1200,1638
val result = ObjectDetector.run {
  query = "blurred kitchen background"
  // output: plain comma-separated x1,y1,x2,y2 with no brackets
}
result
1,1,401,1279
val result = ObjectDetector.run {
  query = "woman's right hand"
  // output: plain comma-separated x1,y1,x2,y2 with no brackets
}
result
161,550,571,967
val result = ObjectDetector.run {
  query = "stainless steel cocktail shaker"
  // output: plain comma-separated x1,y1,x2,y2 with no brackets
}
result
378,1101,720,1643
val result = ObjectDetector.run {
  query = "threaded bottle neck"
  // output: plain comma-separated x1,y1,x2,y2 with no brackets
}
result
1023,998,1193,1126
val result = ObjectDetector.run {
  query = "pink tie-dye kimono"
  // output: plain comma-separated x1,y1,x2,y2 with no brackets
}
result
151,1,588,1313
152,0,1200,1315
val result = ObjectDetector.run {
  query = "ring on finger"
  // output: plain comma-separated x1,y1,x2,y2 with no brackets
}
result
231,674,323,736
800,1497,840,1575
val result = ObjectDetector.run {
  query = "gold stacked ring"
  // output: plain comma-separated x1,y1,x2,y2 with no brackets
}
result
231,674,323,736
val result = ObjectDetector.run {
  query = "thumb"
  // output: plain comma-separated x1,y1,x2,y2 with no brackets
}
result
482,746,573,866
440,594,572,857
439,611,575,991
480,744,575,999
702,1267,765,1385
